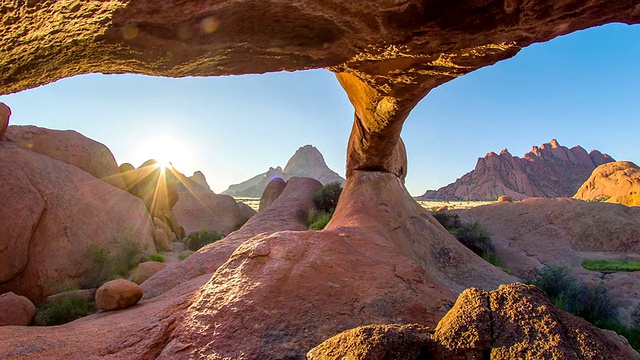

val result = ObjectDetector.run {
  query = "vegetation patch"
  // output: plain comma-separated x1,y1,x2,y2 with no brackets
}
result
145,253,165,263
35,293,94,326
82,235,148,288
307,182,342,230
582,259,640,272
432,212,504,269
184,228,223,251
527,265,640,351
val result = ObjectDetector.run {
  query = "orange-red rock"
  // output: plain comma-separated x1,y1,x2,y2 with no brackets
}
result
5,125,127,190
0,142,155,304
95,279,143,311
574,161,640,206
0,103,10,140
132,261,167,285
0,292,35,326
258,177,287,211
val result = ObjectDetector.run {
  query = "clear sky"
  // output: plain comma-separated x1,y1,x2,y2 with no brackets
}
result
1,23,638,196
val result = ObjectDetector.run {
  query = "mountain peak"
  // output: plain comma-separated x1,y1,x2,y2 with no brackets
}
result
283,145,327,173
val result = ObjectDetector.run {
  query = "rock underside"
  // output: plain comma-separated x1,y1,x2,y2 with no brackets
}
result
1,0,640,358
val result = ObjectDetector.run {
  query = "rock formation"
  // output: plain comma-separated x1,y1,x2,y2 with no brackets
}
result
95,279,143,311
0,102,10,140
258,177,287,211
0,138,155,304
574,161,640,206
5,125,127,190
222,145,344,197
421,140,614,200
0,292,35,327
308,283,640,359
119,159,180,219
454,197,640,326
2,1,640,358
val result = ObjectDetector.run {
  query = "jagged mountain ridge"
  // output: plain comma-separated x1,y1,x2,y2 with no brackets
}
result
420,139,614,200
222,145,345,197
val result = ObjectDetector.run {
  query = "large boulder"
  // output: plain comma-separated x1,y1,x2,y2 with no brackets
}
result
258,177,287,211
309,283,640,359
95,279,143,311
131,261,167,285
0,142,155,304
5,125,127,190
172,191,254,235
574,161,640,206
0,103,10,140
0,292,35,326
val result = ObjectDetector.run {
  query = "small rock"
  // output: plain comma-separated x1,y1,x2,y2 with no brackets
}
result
95,279,143,311
132,261,167,284
0,292,35,326
497,196,513,202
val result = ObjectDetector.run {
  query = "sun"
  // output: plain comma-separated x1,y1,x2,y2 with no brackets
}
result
132,134,194,173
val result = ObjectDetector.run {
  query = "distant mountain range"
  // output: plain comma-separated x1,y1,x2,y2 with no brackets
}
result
419,139,614,200
222,145,345,197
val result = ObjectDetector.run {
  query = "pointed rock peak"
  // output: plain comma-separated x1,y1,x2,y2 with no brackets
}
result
189,171,211,191
530,146,541,156
550,139,560,148
485,151,498,158
499,148,510,156
283,145,328,172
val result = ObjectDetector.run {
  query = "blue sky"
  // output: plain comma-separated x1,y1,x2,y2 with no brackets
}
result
1,23,638,196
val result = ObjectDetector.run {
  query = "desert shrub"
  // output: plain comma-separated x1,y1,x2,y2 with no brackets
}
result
314,182,343,213
185,228,222,251
35,294,94,326
307,209,332,230
582,259,640,272
82,236,147,288
455,221,493,257
432,212,461,231
527,266,631,345
145,253,165,263
306,183,343,230
178,250,195,261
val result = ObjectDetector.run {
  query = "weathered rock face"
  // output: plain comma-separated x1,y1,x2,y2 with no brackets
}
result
308,283,640,359
574,161,640,206
222,145,344,197
421,140,614,200
5,125,128,190
0,142,155,304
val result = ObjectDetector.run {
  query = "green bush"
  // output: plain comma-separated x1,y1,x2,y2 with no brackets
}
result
145,253,165,262
82,236,147,288
455,221,493,257
431,212,461,231
35,294,94,326
185,228,222,251
314,182,343,213
307,209,332,230
526,266,640,351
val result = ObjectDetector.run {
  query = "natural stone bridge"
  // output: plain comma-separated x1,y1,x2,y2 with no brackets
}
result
1,1,640,358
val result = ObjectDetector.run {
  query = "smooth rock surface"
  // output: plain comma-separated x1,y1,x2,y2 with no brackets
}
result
132,261,167,285
0,292,35,326
574,161,640,206
0,143,155,304
258,177,287,211
95,279,143,311
5,125,127,190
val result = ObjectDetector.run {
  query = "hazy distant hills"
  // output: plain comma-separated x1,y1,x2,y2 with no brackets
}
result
419,139,614,201
222,145,345,197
